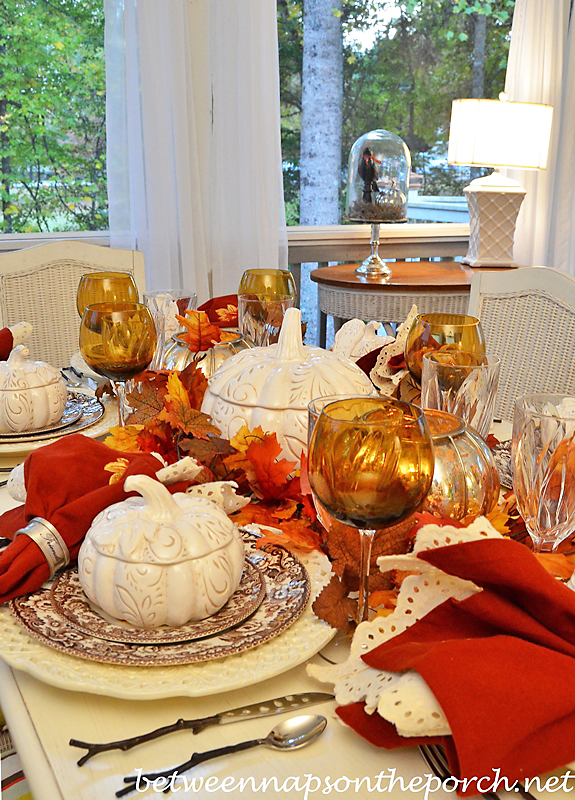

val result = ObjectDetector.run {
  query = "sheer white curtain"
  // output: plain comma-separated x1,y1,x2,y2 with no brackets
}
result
504,0,575,274
104,0,287,302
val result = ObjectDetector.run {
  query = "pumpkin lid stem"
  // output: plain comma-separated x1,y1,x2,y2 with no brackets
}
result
124,474,181,521
7,345,29,367
274,307,307,361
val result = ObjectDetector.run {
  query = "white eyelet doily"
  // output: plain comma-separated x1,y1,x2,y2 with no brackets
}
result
185,481,250,514
308,517,503,737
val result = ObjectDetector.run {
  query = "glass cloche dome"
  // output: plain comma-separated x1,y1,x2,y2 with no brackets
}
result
346,130,411,223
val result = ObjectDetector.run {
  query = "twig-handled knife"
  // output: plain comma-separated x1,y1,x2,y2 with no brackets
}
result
70,691,334,766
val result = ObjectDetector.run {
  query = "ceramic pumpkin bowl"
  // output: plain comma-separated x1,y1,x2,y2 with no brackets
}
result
201,307,375,461
78,474,245,629
0,345,68,433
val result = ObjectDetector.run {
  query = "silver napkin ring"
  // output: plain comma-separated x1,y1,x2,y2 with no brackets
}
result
14,518,70,578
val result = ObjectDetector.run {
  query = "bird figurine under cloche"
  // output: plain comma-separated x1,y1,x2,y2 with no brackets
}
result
346,129,411,277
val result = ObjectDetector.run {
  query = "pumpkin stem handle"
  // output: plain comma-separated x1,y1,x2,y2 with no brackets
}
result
7,344,29,367
275,307,306,360
123,474,180,521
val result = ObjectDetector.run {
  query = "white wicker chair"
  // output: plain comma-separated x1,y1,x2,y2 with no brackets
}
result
0,241,146,368
467,266,575,423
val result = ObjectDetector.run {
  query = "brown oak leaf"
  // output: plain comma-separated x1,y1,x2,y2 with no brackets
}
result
312,575,357,634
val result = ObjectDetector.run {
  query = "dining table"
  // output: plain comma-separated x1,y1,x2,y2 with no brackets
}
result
0,396,572,800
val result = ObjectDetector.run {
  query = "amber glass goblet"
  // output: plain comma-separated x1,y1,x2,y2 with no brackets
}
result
404,312,486,382
238,269,297,346
76,271,138,318
308,396,434,623
79,303,157,426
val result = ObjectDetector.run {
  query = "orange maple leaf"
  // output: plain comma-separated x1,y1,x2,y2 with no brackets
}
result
177,311,221,353
104,425,144,453
254,519,323,553
245,434,298,499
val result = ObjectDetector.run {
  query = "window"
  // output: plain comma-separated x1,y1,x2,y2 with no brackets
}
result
278,0,515,226
0,0,106,235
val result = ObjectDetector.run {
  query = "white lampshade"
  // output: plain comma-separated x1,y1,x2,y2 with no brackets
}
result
447,95,553,268
448,97,553,170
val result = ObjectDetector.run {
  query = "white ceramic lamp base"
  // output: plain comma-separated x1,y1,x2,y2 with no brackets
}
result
462,171,526,268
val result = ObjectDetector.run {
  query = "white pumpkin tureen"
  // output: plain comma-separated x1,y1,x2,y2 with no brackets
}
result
0,345,68,433
201,307,375,460
78,474,245,629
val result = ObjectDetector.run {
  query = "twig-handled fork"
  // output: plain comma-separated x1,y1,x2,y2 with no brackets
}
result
419,744,538,800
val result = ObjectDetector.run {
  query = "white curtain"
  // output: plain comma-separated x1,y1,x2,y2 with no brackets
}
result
504,0,575,274
104,0,287,302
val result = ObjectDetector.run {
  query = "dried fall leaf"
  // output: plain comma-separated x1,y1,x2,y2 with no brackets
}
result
126,380,166,424
535,552,575,581
95,381,115,400
179,435,236,464
178,362,209,410
312,575,356,634
177,311,221,352
134,369,170,391
158,372,220,439
272,499,300,520
137,419,178,461
104,425,144,453
369,589,398,610
104,457,130,484
245,434,297,499
228,425,268,454
254,518,323,553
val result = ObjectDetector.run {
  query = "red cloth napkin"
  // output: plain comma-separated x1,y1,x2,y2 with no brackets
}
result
198,295,238,327
0,329,14,361
337,538,575,792
0,434,189,603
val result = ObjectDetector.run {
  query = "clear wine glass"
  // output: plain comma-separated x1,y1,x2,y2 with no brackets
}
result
307,395,434,623
404,312,486,381
79,302,157,426
76,272,139,318
512,392,575,552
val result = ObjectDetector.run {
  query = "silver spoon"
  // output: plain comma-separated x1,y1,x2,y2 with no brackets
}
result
117,714,327,797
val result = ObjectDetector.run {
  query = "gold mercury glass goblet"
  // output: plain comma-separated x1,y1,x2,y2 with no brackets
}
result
76,271,139,318
79,302,157,426
404,312,486,382
308,395,434,623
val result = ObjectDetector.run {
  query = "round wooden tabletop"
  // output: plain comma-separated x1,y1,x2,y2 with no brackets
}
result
310,260,475,291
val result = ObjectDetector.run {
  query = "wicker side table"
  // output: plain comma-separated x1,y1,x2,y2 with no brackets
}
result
310,261,475,346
